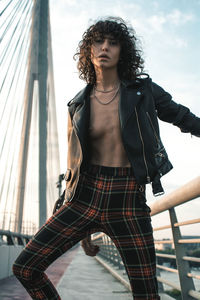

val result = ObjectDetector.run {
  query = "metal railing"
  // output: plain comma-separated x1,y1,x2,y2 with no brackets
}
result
0,230,32,279
0,229,32,246
92,176,200,300
0,173,64,247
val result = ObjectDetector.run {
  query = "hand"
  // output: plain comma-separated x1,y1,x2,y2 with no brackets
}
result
81,236,100,257
52,190,65,214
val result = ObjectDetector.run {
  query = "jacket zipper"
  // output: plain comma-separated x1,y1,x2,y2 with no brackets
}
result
146,112,165,160
146,112,160,144
135,108,151,183
68,120,83,202
118,110,132,170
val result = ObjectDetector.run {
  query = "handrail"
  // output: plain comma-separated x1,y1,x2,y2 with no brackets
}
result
174,218,200,227
155,238,200,244
157,264,178,273
156,276,180,290
179,239,200,243
150,176,200,216
0,229,32,245
153,217,200,231
156,253,200,263
183,256,200,263
156,253,176,259
92,176,200,300
188,273,200,280
189,290,200,300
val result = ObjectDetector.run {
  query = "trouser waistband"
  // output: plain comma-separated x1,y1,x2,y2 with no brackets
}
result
84,164,134,176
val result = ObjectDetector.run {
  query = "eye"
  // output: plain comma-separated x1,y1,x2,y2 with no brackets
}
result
94,38,104,44
109,40,119,46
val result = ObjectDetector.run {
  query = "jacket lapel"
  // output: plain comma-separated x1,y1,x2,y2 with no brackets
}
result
69,84,92,147
119,80,144,130
69,80,145,140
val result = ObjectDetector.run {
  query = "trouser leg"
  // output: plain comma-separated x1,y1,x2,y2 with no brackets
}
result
104,216,160,300
82,164,160,299
13,199,100,300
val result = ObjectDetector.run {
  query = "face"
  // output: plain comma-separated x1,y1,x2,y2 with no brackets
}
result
90,35,121,70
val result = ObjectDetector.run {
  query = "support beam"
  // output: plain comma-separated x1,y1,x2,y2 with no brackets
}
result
15,0,50,232
15,0,40,233
38,0,49,227
169,207,195,300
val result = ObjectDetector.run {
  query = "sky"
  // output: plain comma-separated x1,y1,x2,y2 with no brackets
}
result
49,0,200,239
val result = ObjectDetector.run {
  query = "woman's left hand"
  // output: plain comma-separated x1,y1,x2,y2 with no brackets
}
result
80,236,100,256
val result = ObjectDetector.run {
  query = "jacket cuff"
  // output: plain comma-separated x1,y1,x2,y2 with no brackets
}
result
180,113,200,137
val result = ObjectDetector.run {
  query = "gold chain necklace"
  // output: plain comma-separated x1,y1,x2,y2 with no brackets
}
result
93,85,120,105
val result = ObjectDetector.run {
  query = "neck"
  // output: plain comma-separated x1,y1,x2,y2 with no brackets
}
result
95,68,120,90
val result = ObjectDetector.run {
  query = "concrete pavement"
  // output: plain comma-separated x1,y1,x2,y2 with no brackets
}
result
57,246,173,300
57,246,133,300
0,243,173,299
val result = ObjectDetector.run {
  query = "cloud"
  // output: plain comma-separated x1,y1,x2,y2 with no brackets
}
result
172,37,188,48
147,9,195,33
148,15,166,32
61,0,77,6
168,9,194,25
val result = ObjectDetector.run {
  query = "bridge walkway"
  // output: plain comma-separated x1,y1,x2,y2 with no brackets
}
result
0,245,172,300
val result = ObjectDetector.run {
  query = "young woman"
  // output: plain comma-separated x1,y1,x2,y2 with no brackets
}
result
13,17,200,299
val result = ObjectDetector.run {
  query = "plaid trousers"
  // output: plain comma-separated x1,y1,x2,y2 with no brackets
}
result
13,165,160,300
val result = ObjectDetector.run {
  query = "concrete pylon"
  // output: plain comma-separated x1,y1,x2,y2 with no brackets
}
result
15,0,50,232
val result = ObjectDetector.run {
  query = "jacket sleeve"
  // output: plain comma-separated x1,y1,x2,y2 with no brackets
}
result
151,81,200,137
67,111,73,142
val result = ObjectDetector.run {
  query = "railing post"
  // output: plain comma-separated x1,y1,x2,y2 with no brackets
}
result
17,236,25,246
7,233,15,245
108,236,112,264
169,207,195,300
156,267,164,293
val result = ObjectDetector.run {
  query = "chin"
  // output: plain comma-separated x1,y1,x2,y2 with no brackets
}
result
100,63,115,68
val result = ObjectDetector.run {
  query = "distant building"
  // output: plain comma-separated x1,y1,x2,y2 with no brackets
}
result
155,239,173,251
155,236,200,251
181,236,200,251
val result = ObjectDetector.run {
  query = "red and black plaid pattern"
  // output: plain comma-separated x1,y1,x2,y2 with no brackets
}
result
13,165,160,299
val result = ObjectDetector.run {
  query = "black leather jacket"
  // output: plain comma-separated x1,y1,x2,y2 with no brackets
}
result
64,75,200,202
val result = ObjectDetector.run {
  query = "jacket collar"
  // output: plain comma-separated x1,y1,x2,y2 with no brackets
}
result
121,73,150,88
68,74,150,106
68,75,150,132
119,74,150,129
68,84,92,106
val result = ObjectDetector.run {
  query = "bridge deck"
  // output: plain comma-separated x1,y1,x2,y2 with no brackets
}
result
0,245,172,299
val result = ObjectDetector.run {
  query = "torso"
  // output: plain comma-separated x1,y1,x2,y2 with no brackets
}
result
89,88,131,167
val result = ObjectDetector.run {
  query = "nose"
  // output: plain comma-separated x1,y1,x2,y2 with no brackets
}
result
101,39,109,51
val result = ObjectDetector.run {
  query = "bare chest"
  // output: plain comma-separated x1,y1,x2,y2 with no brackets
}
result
89,93,120,138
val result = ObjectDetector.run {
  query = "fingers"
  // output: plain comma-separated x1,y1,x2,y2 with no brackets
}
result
85,247,99,257
81,240,100,257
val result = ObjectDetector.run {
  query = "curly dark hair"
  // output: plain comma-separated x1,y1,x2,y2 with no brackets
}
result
74,17,144,84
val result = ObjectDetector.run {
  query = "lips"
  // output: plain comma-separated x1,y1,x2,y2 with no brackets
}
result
98,54,110,59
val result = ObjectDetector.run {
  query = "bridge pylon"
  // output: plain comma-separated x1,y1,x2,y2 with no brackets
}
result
15,0,59,233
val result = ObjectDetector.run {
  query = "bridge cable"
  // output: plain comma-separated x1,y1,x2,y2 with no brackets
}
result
0,2,32,158
0,23,31,230
0,0,15,17
0,0,27,41
0,0,31,95
0,0,33,230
